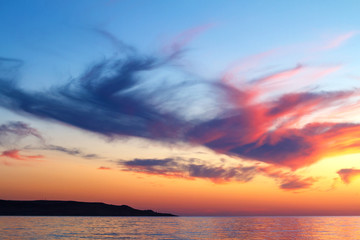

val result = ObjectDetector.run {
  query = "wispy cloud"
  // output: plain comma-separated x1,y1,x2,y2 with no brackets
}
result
163,23,216,58
119,157,257,183
0,149,43,161
98,166,112,170
280,177,315,190
258,166,316,191
321,31,357,50
0,121,103,160
0,121,43,145
119,157,316,190
31,144,102,159
337,168,360,184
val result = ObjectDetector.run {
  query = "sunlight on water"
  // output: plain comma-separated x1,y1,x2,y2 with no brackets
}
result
0,216,360,239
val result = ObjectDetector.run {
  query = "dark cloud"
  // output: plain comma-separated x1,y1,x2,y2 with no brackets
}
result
0,121,43,145
123,158,173,167
83,154,101,159
120,157,314,190
188,164,256,182
0,121,102,160
44,144,81,155
337,168,360,184
0,122,100,161
1,35,360,171
279,177,315,190
258,166,317,191
0,49,190,142
120,157,257,183
192,121,360,170
0,57,23,80
39,144,101,159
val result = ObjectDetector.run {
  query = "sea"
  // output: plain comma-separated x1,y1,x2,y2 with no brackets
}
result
0,216,360,239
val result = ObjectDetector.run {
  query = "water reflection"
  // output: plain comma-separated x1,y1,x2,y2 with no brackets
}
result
0,216,359,239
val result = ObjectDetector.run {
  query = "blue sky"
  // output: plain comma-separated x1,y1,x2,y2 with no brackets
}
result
2,0,359,88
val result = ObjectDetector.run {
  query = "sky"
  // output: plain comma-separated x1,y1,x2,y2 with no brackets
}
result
1,0,360,216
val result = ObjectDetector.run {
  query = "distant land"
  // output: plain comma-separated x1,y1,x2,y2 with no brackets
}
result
0,200,176,216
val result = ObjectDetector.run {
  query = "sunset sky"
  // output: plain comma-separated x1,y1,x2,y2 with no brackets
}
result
1,0,360,216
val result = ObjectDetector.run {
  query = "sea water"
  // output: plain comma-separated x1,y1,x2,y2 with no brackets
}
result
1,216,360,239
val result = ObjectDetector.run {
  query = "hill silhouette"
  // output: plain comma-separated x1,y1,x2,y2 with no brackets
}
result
0,200,175,216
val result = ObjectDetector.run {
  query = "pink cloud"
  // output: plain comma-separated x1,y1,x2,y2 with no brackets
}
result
255,64,304,87
0,149,44,162
322,31,357,50
222,50,276,84
98,166,112,170
163,23,216,58
190,83,360,170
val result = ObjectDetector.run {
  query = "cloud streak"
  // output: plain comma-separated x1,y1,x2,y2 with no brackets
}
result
40,144,101,159
120,157,257,183
337,168,360,184
0,121,43,145
98,166,111,170
258,166,316,190
119,157,317,190
322,31,357,50
0,149,43,161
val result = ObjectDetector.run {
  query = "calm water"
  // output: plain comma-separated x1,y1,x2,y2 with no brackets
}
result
1,216,360,239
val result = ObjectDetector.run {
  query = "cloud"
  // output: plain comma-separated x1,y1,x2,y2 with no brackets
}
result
0,121,101,160
163,23,216,59
1,33,360,173
123,158,173,167
279,177,315,190
337,168,360,184
0,149,43,161
0,121,43,145
0,50,189,142
26,144,102,159
322,31,357,50
189,117,360,170
188,164,256,183
120,157,316,190
119,157,257,183
259,166,317,190
83,154,101,159
98,166,111,170
44,144,81,156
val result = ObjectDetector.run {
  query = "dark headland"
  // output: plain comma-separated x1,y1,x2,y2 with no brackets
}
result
0,200,176,216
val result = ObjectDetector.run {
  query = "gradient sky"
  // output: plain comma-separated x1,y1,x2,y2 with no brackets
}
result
1,0,360,216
